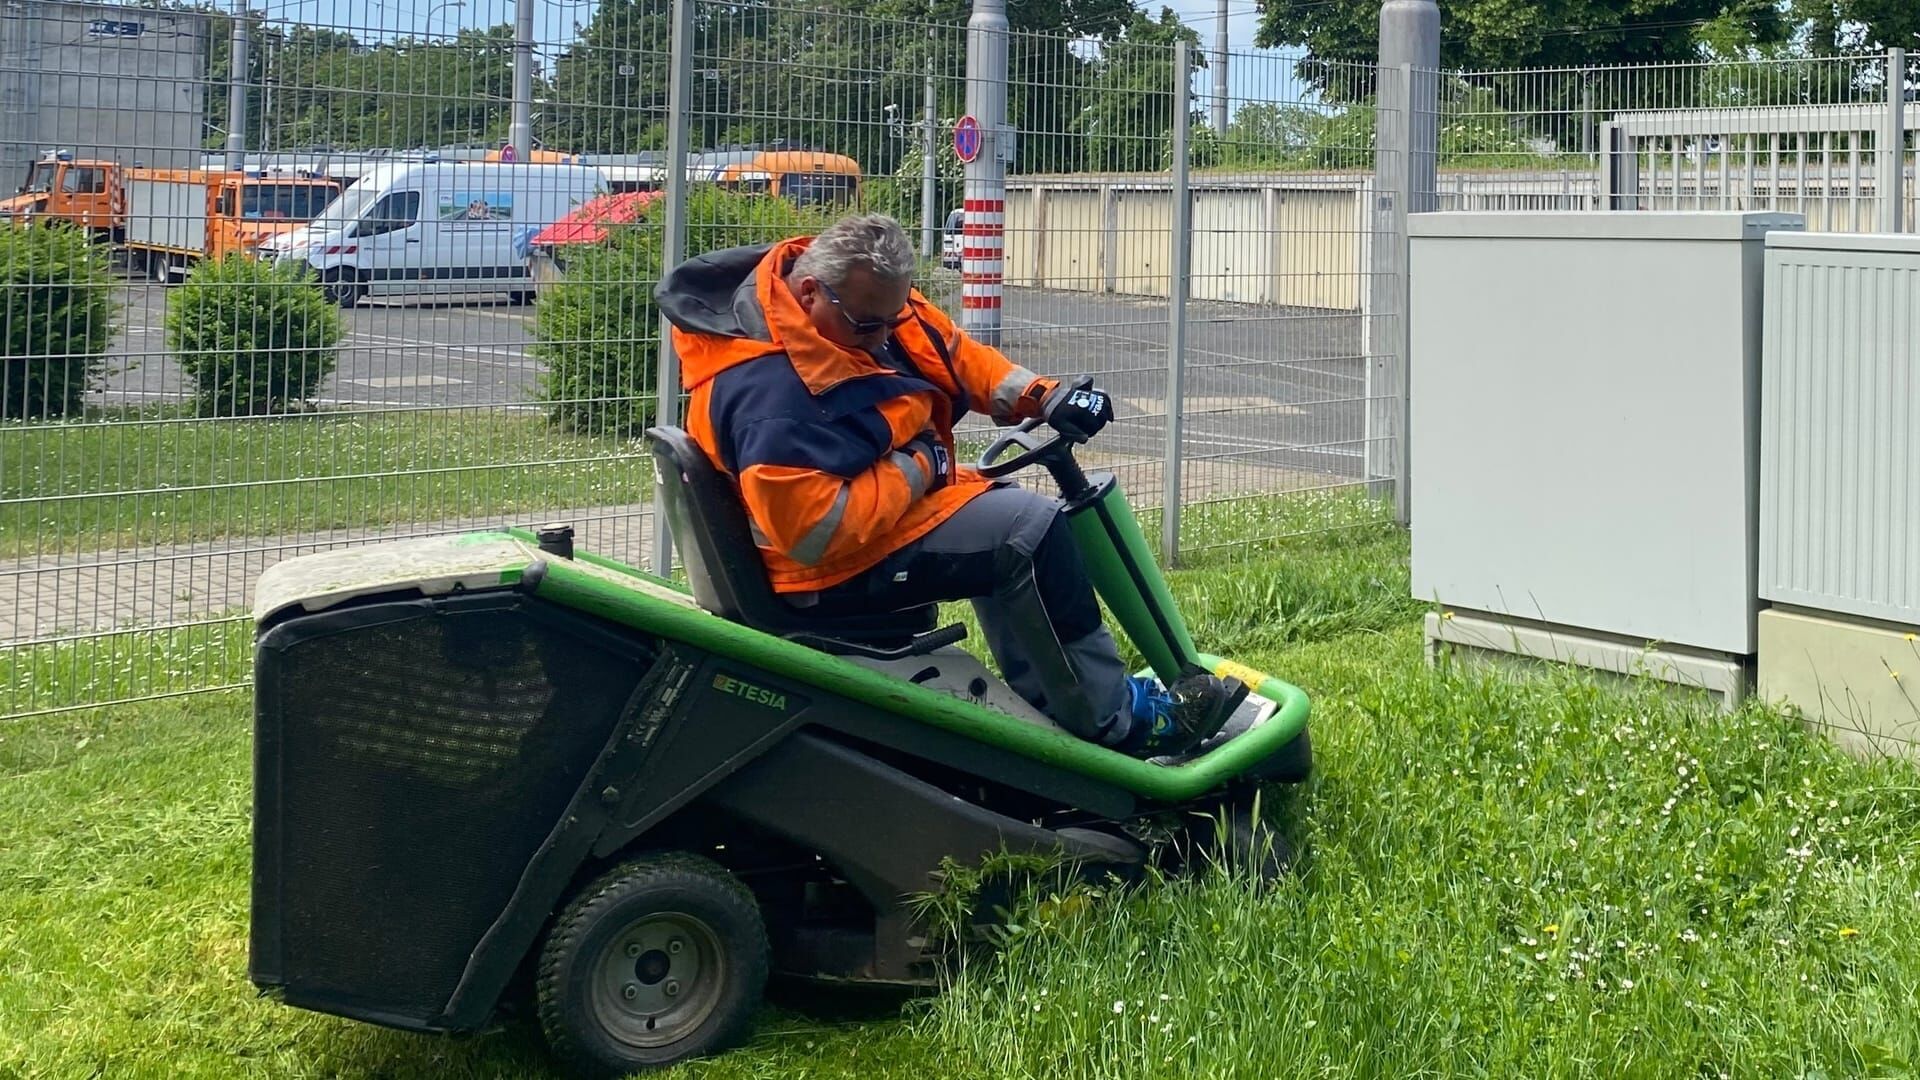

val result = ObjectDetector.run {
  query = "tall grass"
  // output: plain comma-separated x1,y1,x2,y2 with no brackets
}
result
4,515,1918,1079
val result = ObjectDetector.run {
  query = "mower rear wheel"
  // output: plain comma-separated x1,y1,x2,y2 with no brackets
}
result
537,852,768,1076
1211,801,1296,883
1159,800,1296,886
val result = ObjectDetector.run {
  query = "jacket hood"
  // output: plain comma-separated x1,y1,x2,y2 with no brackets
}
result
654,240,786,390
655,236,925,395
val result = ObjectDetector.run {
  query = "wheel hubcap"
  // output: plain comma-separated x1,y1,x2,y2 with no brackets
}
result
590,912,725,1048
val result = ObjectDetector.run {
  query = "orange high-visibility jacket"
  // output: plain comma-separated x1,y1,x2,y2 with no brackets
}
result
655,237,1060,593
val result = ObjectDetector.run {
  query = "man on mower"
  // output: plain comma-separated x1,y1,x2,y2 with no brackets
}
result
655,213,1236,757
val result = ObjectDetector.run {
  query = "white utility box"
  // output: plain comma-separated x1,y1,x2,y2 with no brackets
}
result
1408,211,1804,708
1755,231,1920,755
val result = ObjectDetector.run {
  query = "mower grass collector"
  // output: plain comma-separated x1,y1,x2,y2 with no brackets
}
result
246,417,1313,1076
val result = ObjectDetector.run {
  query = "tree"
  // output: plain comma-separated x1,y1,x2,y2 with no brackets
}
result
1786,0,1920,55
1073,8,1206,173
1255,0,1790,99
541,0,675,154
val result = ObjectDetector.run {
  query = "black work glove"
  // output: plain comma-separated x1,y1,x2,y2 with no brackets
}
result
903,430,951,494
1044,383,1116,441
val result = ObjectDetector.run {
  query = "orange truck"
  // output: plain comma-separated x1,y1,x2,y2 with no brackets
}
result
0,151,124,238
124,169,343,281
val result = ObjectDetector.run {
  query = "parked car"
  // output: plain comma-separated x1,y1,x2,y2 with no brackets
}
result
941,206,963,269
523,189,664,293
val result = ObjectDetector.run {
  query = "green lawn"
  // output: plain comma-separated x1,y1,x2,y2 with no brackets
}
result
0,408,650,558
0,406,1363,563
5,523,1919,1078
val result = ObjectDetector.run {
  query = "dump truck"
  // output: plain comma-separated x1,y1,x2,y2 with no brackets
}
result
124,169,343,281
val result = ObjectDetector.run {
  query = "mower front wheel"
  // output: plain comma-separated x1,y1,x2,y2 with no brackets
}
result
537,852,768,1077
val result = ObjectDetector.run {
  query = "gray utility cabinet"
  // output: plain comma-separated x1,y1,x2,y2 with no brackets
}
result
1409,212,1804,698
1759,231,1920,626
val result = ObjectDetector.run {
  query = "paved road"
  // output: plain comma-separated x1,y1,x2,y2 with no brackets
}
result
100,280,1370,479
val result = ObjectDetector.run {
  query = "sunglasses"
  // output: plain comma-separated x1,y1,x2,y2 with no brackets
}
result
818,281,913,336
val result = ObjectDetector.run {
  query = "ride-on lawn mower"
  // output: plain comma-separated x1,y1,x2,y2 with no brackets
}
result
247,416,1312,1076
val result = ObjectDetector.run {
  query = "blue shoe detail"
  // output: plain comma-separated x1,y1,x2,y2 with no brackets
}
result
1127,675,1181,743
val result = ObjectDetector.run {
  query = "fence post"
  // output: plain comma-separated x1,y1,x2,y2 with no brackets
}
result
1164,41,1194,567
921,53,939,259
650,0,695,577
963,0,1008,347
1886,47,1907,234
1370,0,1439,528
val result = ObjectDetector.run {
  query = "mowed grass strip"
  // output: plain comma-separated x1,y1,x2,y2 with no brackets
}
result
0,408,650,558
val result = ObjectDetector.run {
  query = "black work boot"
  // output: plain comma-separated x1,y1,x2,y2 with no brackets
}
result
1120,673,1246,758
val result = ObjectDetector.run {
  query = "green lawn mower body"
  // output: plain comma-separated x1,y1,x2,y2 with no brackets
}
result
247,423,1311,1075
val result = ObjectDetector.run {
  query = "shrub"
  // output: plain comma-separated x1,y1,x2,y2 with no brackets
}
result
533,188,833,438
164,255,344,416
0,222,119,420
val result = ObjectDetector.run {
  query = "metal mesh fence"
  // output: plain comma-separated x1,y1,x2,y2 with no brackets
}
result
18,4,1906,718
1422,52,1917,231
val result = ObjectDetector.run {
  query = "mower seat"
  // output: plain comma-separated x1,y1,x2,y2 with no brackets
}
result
645,426,961,659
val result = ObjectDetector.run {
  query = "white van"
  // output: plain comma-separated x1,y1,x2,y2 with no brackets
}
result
260,161,605,306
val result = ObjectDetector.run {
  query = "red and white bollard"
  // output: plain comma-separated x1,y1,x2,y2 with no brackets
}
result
960,196,1003,344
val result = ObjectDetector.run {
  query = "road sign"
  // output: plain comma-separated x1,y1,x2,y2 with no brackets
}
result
953,115,982,163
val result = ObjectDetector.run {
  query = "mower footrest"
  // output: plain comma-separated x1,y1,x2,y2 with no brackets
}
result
783,621,968,662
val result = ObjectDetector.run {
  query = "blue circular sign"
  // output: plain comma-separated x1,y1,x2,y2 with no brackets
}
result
953,115,982,163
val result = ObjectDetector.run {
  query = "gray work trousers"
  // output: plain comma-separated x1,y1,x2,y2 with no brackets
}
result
802,486,1136,746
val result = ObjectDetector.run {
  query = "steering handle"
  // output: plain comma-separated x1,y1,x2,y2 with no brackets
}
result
976,416,1070,479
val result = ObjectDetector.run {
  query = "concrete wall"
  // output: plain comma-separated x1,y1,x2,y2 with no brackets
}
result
1758,608,1920,761
0,0,211,180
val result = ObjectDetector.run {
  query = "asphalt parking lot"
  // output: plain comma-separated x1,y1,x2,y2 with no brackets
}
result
100,279,1371,479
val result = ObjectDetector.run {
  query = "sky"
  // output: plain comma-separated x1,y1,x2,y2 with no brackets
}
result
289,0,1312,112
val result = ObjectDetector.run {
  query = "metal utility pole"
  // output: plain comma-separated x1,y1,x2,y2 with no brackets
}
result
921,52,938,259
1211,0,1228,132
1368,0,1440,527
962,0,1008,346
650,0,695,577
508,0,535,158
225,1,249,171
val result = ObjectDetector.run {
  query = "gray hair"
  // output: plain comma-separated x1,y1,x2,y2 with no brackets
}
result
791,213,915,286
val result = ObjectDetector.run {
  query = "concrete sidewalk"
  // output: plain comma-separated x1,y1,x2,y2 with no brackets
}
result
1,503,657,645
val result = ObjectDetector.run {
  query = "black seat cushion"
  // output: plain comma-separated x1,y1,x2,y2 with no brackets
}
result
645,427,937,642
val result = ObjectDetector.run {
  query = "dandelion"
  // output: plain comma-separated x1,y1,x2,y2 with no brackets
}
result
1620,978,1635,990
1535,951,1548,962
1838,927,1860,939
1545,993,1557,1002
1543,924,1560,936
1113,1000,1125,1014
